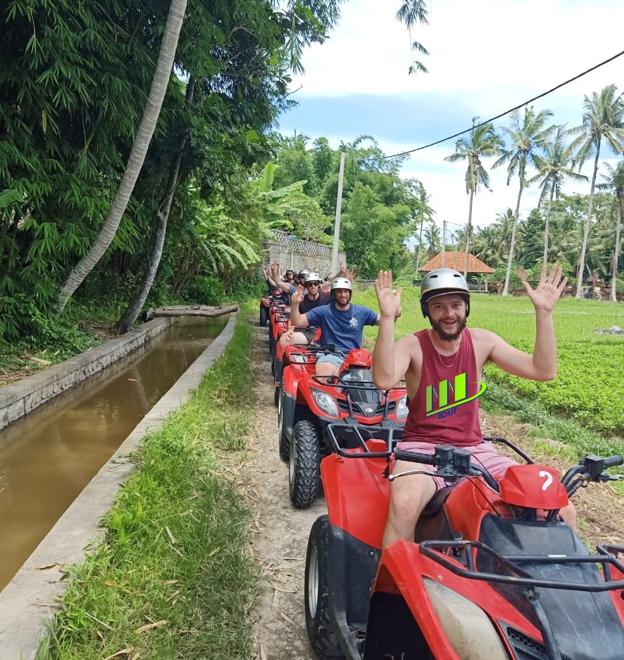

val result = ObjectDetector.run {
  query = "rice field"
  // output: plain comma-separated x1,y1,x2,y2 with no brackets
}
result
357,288,624,438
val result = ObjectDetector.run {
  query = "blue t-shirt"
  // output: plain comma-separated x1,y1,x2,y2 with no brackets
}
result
305,303,378,353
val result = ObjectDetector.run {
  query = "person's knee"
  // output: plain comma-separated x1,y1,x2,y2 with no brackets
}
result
389,473,436,517
316,362,338,377
560,502,577,528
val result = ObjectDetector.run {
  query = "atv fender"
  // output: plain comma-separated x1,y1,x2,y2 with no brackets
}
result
321,448,390,549
280,365,306,439
369,542,539,659
308,516,380,660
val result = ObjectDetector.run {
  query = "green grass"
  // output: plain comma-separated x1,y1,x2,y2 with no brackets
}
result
357,288,624,437
38,310,257,659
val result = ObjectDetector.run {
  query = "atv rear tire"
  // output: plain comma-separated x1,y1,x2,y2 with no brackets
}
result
278,398,289,463
305,516,344,659
289,419,320,508
259,306,268,327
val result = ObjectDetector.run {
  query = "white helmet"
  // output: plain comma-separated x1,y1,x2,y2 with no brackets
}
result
330,276,352,292
420,268,470,318
304,271,322,285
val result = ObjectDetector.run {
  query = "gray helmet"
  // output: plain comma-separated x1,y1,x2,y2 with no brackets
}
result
303,271,322,285
330,276,352,292
298,268,310,278
420,268,470,318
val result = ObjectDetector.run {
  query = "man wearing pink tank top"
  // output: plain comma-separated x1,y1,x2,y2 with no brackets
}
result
372,266,575,549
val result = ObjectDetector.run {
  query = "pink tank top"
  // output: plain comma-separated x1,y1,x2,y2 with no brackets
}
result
402,328,485,447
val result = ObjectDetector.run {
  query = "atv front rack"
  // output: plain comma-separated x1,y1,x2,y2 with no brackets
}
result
327,423,402,458
419,539,624,592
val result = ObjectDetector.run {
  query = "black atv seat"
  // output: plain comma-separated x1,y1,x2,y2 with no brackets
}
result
414,486,454,543
421,486,453,518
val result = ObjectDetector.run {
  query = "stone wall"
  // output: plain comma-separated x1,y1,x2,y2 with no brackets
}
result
265,230,346,277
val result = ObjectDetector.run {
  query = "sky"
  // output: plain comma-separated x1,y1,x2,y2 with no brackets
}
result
277,0,624,239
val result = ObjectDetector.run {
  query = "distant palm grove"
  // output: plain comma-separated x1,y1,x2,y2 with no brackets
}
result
0,0,622,352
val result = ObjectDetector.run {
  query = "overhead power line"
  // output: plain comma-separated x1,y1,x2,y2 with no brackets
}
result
384,47,624,159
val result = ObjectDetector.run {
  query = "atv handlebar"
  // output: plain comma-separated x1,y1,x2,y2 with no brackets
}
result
603,455,624,469
394,445,500,491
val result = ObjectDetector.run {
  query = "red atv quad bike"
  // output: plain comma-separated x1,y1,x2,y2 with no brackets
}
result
260,290,287,327
278,348,407,509
268,301,290,359
305,423,624,660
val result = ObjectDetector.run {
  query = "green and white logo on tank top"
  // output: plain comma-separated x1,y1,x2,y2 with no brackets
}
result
425,372,487,417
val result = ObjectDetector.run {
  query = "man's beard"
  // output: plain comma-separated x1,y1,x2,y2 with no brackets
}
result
430,316,467,341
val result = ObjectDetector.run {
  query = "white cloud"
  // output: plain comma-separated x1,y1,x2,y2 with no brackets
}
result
287,1,624,240
294,0,624,100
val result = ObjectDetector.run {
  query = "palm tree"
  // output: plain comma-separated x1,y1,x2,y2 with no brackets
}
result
494,107,555,295
570,84,624,298
529,126,588,265
597,161,624,301
445,120,502,277
57,0,188,311
412,181,435,272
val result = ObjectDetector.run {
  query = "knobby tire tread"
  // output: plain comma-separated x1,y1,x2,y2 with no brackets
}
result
305,516,344,659
290,419,320,509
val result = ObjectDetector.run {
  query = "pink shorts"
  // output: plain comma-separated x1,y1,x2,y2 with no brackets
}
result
394,441,517,490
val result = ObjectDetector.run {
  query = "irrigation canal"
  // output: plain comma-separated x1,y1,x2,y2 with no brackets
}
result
0,316,227,591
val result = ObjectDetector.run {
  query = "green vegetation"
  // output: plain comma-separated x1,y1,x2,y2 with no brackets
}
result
39,312,257,659
358,288,624,437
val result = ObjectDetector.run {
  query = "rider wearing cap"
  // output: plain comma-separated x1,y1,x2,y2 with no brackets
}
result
278,271,331,349
290,276,386,377
372,266,576,549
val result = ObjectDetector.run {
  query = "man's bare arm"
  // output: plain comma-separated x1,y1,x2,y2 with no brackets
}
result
372,271,411,389
487,264,566,381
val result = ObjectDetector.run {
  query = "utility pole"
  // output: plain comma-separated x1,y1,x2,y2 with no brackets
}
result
442,220,447,268
331,151,346,275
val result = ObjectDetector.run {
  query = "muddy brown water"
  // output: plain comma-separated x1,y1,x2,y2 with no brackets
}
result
0,317,227,591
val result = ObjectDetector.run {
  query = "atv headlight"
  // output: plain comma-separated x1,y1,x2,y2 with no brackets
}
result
423,579,507,660
312,390,339,417
396,396,409,418
290,354,306,363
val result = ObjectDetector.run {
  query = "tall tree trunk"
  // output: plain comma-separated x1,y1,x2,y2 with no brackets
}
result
575,142,601,299
415,211,425,272
543,184,555,265
117,82,194,334
503,164,525,296
57,0,188,311
611,192,623,303
464,187,474,278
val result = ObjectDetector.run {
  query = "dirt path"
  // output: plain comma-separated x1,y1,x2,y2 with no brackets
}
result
242,324,623,660
246,326,324,660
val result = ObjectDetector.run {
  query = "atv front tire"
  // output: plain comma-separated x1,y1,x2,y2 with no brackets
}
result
289,419,320,508
259,306,268,327
278,400,289,463
305,516,343,659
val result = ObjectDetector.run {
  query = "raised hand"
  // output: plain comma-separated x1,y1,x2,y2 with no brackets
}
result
336,262,356,284
291,285,305,306
519,264,567,312
374,271,402,319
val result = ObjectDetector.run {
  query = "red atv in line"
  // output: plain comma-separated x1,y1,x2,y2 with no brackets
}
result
268,301,290,358
272,331,323,407
260,289,288,327
305,424,624,659
278,348,407,509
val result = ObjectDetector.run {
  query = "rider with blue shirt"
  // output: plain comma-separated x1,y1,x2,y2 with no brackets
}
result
289,276,381,377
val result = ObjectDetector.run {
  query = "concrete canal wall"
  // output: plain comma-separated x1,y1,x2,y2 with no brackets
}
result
0,318,172,431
